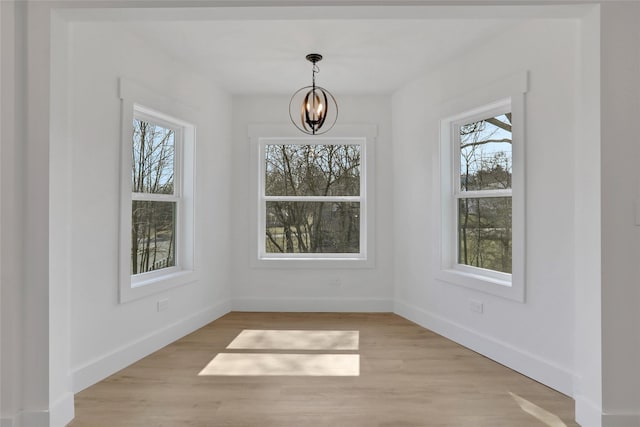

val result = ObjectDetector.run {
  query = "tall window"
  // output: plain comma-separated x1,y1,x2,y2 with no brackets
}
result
260,140,365,259
438,78,526,302
119,77,196,303
131,114,179,275
456,112,512,274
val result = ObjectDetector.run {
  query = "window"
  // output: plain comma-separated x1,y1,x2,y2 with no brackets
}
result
119,78,196,302
262,142,362,257
249,125,376,268
131,113,179,275
438,72,526,301
456,109,513,275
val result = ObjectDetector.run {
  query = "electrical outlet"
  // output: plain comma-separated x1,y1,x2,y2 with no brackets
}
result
157,299,169,312
470,300,483,314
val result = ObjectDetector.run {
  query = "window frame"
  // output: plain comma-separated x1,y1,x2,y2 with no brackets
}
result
249,124,376,269
437,72,527,302
453,103,513,281
119,78,197,303
130,109,182,281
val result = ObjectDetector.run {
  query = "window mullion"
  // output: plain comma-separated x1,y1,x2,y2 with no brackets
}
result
132,192,179,202
263,196,361,203
455,190,512,199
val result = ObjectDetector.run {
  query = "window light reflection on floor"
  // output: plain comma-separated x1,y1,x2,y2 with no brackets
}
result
509,392,567,427
227,329,359,350
199,329,360,377
199,353,360,376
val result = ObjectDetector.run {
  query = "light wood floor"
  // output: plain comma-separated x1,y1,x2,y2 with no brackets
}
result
68,312,579,427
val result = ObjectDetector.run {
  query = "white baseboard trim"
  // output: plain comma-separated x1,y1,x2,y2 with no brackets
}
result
50,392,74,427
20,410,49,427
72,300,231,393
2,410,45,427
603,413,640,427
574,394,640,427
394,299,574,397
0,393,74,427
575,394,602,427
231,297,393,312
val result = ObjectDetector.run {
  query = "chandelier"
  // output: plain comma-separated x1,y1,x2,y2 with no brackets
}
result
289,53,338,135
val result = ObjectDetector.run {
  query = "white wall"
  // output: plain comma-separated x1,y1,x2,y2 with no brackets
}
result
60,22,233,394
392,19,580,396
599,3,640,426
22,2,54,425
231,95,394,312
0,0,25,424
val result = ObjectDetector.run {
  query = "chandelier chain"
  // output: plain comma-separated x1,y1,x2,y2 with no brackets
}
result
312,63,319,87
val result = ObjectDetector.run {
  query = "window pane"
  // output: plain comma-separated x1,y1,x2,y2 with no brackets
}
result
460,113,512,191
131,200,176,274
265,144,360,196
266,201,360,253
458,197,511,274
132,119,175,194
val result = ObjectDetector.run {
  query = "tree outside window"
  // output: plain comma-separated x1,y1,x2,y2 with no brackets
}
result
131,118,178,275
262,142,363,257
457,113,512,274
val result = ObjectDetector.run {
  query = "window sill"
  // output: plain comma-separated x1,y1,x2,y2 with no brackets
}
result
119,269,198,303
252,257,374,270
436,267,524,302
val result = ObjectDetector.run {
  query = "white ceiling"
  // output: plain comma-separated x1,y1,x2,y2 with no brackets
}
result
101,4,586,95
116,18,524,94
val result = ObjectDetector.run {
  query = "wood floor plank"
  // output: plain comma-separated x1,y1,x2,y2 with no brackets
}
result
68,312,579,427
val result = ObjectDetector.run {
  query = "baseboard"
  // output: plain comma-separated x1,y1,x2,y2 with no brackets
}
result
603,412,640,427
231,297,393,312
575,394,640,427
50,392,74,427
575,394,602,427
21,411,49,427
0,416,15,427
1,393,73,427
394,299,574,397
72,300,231,393
2,410,45,427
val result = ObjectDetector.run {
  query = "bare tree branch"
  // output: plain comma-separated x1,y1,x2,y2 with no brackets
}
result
485,117,511,133
265,230,284,253
461,138,512,150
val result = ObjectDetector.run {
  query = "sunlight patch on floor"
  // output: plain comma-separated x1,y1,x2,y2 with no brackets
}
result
226,330,359,350
198,353,360,376
200,329,361,376
509,392,567,427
